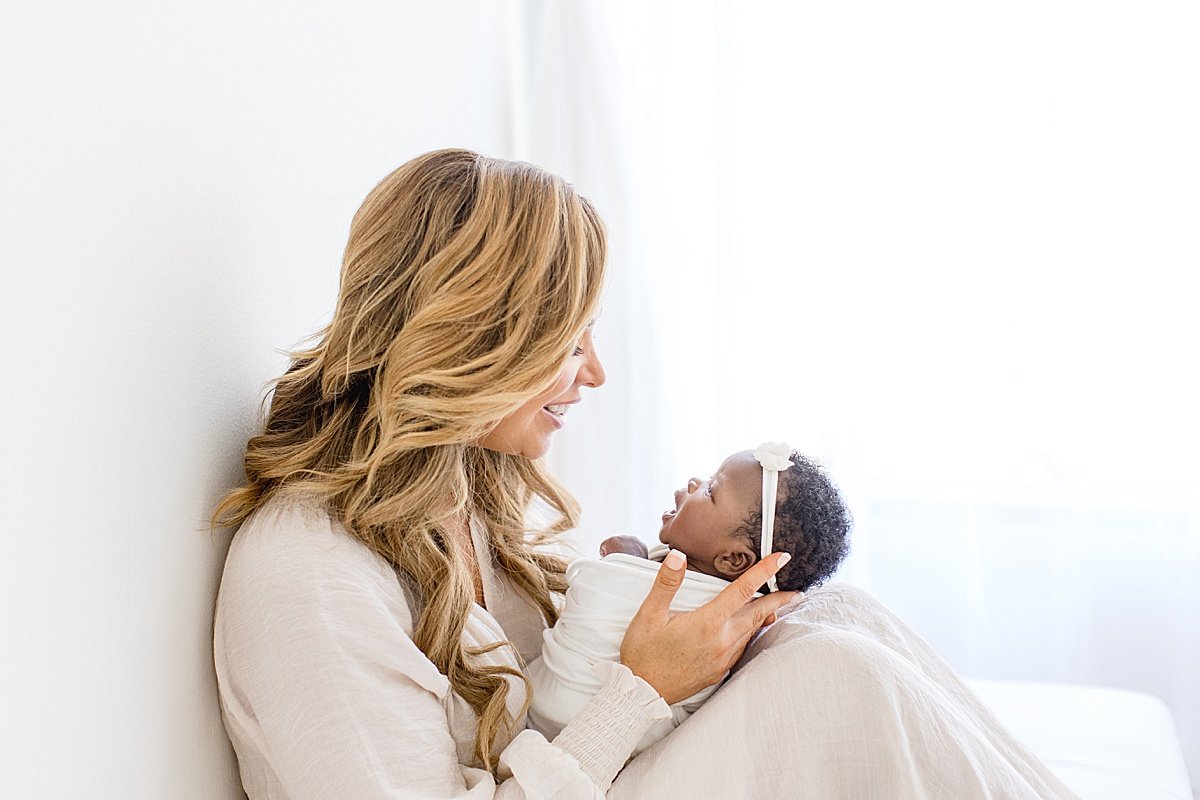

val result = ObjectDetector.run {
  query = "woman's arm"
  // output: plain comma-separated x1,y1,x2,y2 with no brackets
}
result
214,512,669,799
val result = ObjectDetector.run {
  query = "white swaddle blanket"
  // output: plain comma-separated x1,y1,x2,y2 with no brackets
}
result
526,549,740,754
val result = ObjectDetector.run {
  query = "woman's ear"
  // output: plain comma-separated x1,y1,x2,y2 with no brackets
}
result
713,543,756,580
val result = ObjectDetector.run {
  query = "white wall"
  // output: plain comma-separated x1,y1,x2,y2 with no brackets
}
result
0,2,515,797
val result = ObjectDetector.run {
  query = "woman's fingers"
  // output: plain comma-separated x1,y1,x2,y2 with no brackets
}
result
715,594,796,673
622,550,799,704
707,552,795,618
723,618,765,670
729,590,797,636
630,548,688,622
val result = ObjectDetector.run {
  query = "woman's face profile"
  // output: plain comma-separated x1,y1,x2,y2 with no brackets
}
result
478,326,605,458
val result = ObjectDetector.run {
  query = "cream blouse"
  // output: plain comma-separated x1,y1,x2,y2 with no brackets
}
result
213,493,671,799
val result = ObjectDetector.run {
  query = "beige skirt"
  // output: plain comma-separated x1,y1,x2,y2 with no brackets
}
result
610,583,1079,800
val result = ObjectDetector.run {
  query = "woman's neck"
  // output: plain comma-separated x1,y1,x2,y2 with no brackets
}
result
444,513,486,609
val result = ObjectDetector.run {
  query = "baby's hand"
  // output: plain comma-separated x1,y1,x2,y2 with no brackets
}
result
599,535,649,558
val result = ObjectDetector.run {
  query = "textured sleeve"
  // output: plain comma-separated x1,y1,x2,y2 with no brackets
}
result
500,661,672,794
215,511,671,800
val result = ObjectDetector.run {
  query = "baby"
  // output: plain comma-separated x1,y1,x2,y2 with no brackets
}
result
526,442,852,754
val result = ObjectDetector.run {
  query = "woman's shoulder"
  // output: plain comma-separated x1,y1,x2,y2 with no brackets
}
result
213,489,451,707
225,490,364,572
218,489,415,632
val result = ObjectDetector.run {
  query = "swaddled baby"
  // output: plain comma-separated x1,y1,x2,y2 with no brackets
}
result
526,443,852,755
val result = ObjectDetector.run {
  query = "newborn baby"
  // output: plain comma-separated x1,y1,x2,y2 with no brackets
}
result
526,443,852,755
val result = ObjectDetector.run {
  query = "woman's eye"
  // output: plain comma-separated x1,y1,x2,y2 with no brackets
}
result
573,345,585,356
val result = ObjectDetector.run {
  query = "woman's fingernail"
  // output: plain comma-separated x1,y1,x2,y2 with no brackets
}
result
664,549,686,570
777,552,791,567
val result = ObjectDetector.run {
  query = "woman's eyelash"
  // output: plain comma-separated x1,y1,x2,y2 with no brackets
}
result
573,346,585,356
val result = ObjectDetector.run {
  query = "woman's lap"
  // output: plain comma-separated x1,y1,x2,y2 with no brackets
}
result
608,584,1076,800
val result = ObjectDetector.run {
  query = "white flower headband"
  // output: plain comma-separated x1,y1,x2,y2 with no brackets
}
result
753,441,793,592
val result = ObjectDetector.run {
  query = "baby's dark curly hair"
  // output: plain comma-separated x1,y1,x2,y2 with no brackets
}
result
732,450,852,592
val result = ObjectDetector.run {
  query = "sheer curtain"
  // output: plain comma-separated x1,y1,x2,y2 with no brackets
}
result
514,0,1200,784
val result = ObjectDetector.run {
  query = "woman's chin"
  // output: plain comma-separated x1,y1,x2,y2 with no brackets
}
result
512,434,555,460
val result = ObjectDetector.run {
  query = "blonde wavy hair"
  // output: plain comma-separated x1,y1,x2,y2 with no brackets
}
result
212,148,607,771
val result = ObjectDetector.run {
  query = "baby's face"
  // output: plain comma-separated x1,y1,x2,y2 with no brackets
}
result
658,451,762,577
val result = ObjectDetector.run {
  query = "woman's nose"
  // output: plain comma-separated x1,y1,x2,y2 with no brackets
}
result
578,338,606,388
686,477,702,493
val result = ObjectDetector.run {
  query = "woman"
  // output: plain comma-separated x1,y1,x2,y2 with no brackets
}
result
213,149,1077,799
212,149,796,799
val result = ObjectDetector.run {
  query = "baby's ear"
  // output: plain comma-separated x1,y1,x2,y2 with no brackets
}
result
713,544,756,580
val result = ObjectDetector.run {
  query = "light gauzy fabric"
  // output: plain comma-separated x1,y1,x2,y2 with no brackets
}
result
610,583,1081,800
526,548,732,753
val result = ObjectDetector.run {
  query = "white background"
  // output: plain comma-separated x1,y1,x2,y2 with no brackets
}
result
538,2,1200,790
1,2,516,796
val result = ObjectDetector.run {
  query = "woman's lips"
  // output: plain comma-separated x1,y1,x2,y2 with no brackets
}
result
541,401,576,430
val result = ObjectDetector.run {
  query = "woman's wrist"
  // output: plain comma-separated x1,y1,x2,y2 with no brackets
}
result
551,661,671,789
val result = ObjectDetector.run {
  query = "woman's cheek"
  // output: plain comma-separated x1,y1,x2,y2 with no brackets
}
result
545,368,576,400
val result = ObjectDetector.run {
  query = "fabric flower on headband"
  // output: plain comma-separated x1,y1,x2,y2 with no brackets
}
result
754,441,794,592
754,441,794,473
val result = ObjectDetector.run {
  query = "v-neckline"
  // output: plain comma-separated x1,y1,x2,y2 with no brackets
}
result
468,515,490,611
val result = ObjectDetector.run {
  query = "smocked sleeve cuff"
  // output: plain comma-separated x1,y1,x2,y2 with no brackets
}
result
548,660,672,791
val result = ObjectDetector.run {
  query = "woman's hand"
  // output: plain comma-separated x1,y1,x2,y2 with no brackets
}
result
599,535,649,558
618,550,798,705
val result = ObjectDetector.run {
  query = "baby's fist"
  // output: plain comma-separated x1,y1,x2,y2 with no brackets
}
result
600,535,649,558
